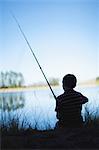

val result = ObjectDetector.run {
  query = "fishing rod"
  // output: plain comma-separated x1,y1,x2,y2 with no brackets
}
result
11,12,57,100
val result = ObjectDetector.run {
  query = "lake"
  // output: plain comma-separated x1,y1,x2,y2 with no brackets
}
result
0,86,99,129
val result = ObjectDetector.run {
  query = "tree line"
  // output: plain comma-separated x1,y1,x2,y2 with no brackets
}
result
0,71,24,88
32,78,59,87
96,77,99,81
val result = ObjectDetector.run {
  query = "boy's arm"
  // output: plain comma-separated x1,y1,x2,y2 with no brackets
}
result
55,100,58,112
81,95,88,104
55,98,59,112
55,97,61,119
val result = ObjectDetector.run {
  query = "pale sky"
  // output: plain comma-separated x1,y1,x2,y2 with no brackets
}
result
0,0,99,85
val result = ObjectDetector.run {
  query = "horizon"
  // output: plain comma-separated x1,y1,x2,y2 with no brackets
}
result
0,0,99,85
0,70,98,87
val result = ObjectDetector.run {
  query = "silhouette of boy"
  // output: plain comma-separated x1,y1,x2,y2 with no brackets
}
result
55,74,88,128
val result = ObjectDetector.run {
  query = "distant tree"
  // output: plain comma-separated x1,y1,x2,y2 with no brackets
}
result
96,77,99,81
0,72,5,87
5,71,9,87
49,78,59,86
0,71,24,88
17,73,24,87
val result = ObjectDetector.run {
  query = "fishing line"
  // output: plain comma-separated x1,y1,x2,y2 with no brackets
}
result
10,11,56,100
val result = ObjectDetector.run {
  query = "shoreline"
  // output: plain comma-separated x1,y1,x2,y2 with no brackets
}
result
0,84,98,93
0,85,60,93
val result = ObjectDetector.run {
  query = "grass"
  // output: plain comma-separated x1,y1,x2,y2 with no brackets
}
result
1,108,99,149
84,104,99,127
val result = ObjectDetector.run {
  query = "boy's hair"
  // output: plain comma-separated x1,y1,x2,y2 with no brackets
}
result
63,74,77,89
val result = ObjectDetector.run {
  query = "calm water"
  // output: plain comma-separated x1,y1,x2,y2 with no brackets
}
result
0,86,99,129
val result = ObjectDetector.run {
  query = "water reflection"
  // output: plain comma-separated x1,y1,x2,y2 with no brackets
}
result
0,87,99,129
0,92,25,111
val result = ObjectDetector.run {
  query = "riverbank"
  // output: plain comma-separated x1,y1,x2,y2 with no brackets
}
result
0,83,98,93
1,126,99,149
0,85,60,93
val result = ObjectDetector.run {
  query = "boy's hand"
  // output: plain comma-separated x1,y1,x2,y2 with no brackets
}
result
82,96,88,104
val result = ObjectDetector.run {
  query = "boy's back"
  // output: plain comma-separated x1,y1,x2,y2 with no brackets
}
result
55,74,88,128
56,89,88,126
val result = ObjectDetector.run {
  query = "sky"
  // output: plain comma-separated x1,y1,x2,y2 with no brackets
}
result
0,0,99,85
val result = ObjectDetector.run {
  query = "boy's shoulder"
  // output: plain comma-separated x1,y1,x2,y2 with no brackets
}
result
57,93,65,100
57,90,82,96
57,90,83,101
73,90,82,95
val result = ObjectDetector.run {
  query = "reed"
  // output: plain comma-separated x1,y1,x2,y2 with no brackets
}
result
84,106,99,127
1,108,99,136
1,107,99,149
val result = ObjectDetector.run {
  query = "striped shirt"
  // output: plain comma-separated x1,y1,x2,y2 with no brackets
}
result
55,89,88,122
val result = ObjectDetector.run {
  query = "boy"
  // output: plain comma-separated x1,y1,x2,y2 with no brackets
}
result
55,74,88,128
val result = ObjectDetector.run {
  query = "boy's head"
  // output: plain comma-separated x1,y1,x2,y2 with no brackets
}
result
62,74,77,90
